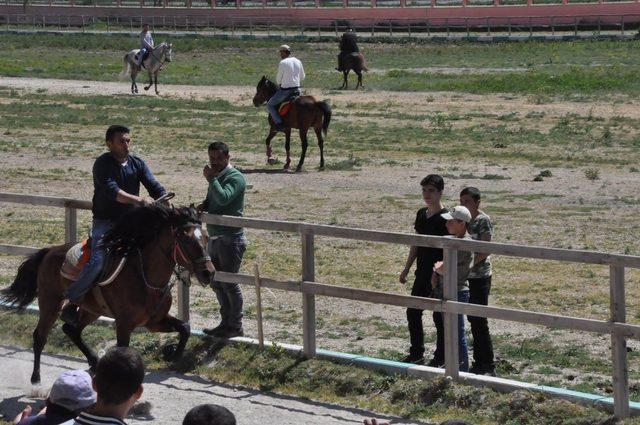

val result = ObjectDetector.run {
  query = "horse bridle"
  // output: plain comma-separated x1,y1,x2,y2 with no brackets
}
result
172,224,211,276
149,44,170,69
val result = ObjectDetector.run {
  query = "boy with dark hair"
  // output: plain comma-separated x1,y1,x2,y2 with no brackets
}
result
431,206,473,372
182,404,236,425
399,174,449,365
460,187,495,376
60,347,144,425
197,141,247,339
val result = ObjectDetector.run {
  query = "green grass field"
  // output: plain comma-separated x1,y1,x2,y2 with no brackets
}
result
1,34,640,423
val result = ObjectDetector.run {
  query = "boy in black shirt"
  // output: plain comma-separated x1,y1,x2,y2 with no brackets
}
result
399,174,449,364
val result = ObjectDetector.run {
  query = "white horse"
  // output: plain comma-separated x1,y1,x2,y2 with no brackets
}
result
121,42,172,95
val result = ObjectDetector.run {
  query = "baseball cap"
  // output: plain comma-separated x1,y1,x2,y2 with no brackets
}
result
279,44,291,52
441,206,472,223
420,174,444,191
49,370,97,412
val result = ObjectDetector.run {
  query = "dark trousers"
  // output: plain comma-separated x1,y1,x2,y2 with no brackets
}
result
468,276,495,366
208,234,247,330
406,275,430,357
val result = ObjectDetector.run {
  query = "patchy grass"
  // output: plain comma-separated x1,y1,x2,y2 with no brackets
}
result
0,308,630,425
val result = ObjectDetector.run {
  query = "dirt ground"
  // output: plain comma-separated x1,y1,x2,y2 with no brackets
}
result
0,76,639,395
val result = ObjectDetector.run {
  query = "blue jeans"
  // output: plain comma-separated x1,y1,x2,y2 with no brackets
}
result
64,218,114,302
208,234,247,330
267,88,297,125
138,48,148,66
432,290,470,372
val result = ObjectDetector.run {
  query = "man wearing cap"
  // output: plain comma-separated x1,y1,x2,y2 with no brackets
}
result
14,370,96,425
431,205,473,372
399,174,449,365
267,45,305,132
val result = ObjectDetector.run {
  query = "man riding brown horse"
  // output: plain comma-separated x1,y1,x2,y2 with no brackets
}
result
336,28,359,72
60,125,168,326
267,45,305,133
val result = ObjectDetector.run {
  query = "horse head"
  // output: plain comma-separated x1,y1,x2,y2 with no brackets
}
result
164,43,172,63
253,75,276,107
170,205,214,285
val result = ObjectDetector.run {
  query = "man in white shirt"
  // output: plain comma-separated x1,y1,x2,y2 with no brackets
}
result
267,45,305,131
137,23,154,68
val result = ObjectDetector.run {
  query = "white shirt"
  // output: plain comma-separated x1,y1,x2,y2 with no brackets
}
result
276,57,305,89
140,31,154,50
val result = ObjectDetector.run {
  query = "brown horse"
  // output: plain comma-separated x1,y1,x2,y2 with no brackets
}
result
252,76,332,172
1,204,214,384
339,52,368,90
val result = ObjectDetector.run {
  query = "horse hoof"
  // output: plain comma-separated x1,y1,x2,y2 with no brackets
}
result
30,373,41,385
267,157,277,165
162,344,177,361
144,87,150,91
295,167,302,173
283,163,290,170
319,166,325,171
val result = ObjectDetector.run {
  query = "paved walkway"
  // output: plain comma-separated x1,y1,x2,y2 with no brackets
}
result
0,345,428,425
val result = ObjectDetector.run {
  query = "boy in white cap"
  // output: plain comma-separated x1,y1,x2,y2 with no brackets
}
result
14,370,96,425
267,44,305,132
430,205,473,372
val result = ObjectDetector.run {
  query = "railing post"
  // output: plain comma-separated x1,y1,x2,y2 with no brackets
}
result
301,232,316,358
610,265,629,418
443,247,459,380
64,207,77,245
177,267,191,323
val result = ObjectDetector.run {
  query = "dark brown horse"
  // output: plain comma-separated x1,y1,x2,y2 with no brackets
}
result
1,204,214,384
252,76,332,172
339,52,368,90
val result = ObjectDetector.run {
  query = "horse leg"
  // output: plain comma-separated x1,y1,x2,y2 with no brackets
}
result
131,71,138,94
295,127,309,173
154,72,159,95
61,310,101,371
31,298,64,384
265,130,277,165
356,70,363,90
314,127,325,171
115,320,136,347
146,314,191,361
284,129,292,170
341,70,348,89
144,70,152,91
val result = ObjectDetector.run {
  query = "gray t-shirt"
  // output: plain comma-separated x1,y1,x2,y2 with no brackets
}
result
433,235,473,298
468,210,493,279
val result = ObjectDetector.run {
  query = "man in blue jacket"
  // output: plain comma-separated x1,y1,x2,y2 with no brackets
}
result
61,125,166,323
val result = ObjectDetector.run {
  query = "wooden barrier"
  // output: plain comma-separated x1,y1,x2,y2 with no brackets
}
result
1,191,639,417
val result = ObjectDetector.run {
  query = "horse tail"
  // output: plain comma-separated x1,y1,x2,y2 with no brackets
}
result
316,101,332,136
359,54,369,72
1,248,49,310
120,54,130,77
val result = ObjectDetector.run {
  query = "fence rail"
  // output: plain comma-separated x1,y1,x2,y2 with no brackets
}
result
1,191,638,417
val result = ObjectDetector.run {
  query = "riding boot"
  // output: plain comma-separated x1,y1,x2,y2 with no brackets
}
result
60,302,80,326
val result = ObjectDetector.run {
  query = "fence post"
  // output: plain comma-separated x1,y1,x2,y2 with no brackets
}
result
177,267,191,323
443,247,459,380
64,207,77,245
301,231,316,358
610,265,629,418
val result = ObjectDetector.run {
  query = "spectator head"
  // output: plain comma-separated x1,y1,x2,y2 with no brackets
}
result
420,174,444,207
48,370,97,413
182,404,236,425
94,347,144,406
208,141,230,173
460,187,481,214
441,205,471,236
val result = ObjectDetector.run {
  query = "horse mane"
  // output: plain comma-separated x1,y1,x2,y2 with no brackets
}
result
102,204,200,252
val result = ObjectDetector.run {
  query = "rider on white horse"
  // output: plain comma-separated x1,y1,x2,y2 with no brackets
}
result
138,23,154,68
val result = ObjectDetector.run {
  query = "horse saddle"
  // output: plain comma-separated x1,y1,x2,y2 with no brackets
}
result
60,240,126,286
277,90,300,117
134,50,150,68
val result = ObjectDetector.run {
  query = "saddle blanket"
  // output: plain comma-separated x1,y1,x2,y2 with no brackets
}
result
278,102,292,117
60,240,91,281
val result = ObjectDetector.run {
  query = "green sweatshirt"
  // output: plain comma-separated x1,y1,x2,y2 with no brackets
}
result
203,166,246,236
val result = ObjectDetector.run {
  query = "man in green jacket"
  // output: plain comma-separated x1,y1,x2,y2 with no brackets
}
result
197,141,247,338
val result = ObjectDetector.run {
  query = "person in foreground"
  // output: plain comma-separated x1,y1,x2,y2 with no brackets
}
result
13,370,96,425
431,206,473,372
60,347,145,425
183,404,236,425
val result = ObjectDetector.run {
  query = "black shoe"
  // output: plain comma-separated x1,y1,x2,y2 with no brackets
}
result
469,362,496,376
60,304,79,325
401,354,424,365
426,358,444,368
202,323,226,337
